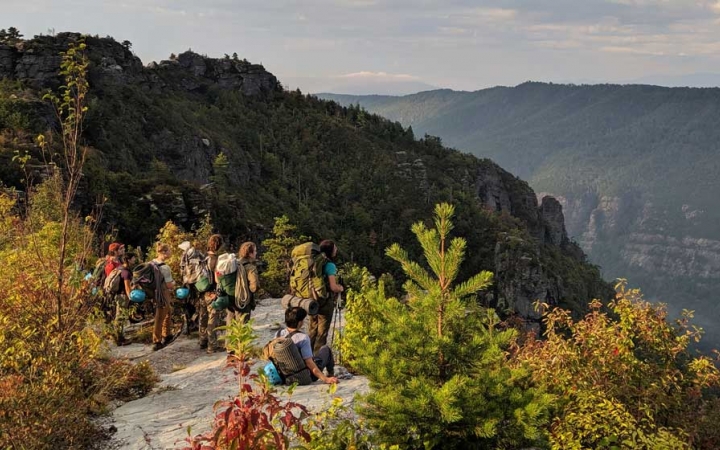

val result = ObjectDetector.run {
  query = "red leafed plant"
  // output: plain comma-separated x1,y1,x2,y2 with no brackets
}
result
183,316,311,450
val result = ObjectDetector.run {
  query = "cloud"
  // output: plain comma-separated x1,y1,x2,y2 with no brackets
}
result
463,7,517,21
600,46,667,56
338,71,422,81
283,38,340,51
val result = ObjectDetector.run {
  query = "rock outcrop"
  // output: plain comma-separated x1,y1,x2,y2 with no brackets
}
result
0,33,280,96
476,164,571,248
108,298,367,450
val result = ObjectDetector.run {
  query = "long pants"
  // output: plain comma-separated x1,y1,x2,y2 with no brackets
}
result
113,294,129,343
310,345,335,380
226,302,252,326
153,304,172,344
308,298,334,354
199,293,221,348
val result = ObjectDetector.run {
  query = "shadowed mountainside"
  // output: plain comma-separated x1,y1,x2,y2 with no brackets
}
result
320,85,720,349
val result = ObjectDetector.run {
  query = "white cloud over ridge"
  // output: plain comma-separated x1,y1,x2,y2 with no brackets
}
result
339,71,421,80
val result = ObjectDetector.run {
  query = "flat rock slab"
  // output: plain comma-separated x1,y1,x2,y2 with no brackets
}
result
109,298,368,450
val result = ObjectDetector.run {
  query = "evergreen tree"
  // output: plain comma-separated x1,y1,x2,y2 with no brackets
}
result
0,28,23,45
260,215,308,297
349,203,551,449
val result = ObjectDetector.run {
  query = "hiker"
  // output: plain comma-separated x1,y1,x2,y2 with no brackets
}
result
151,242,175,351
226,241,259,326
105,242,125,276
200,234,224,353
308,239,344,353
178,241,201,335
112,252,137,346
89,242,120,292
278,306,337,384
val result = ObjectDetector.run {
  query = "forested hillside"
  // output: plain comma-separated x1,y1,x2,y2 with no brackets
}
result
0,33,610,321
321,84,720,349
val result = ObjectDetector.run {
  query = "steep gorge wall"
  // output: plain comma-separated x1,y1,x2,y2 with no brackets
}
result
546,191,720,283
544,190,720,349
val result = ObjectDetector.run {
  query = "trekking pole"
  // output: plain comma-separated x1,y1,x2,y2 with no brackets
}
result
333,291,343,365
330,292,339,346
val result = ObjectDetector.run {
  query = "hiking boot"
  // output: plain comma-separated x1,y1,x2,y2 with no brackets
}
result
162,334,177,346
206,346,223,354
151,342,164,351
199,340,208,350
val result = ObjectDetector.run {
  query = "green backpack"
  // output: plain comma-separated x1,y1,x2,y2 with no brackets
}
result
216,253,238,299
289,242,328,301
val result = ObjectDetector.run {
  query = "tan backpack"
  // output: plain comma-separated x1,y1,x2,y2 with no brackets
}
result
103,267,124,295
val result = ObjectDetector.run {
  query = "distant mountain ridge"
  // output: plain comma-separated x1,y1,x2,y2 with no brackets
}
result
629,73,720,88
320,83,720,350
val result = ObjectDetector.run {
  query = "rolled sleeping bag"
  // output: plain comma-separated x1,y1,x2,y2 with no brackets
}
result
281,294,319,315
272,336,312,385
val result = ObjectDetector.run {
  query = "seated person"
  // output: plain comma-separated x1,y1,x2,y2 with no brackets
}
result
277,307,338,384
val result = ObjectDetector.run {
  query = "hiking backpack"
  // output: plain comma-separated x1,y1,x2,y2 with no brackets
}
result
289,242,328,301
193,255,214,293
91,258,107,288
180,246,206,285
103,267,124,296
131,262,164,299
215,253,238,297
262,331,312,386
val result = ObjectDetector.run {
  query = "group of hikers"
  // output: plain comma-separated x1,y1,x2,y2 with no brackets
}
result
93,236,343,385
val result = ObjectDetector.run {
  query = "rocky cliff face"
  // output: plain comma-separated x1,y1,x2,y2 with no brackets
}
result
477,164,570,248
541,190,720,349
545,191,720,283
472,164,599,318
0,33,280,95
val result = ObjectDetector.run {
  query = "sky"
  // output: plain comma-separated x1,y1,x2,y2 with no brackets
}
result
3,0,720,94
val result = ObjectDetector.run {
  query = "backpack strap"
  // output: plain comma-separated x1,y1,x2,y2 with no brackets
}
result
275,329,301,339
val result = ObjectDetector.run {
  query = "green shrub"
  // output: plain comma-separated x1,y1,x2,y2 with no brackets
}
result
0,40,158,449
515,282,720,449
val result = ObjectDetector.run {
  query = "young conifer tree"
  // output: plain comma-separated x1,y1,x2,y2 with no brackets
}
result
260,215,309,296
351,203,551,449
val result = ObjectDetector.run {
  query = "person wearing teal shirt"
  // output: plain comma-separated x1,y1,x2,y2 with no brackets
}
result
308,240,344,353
